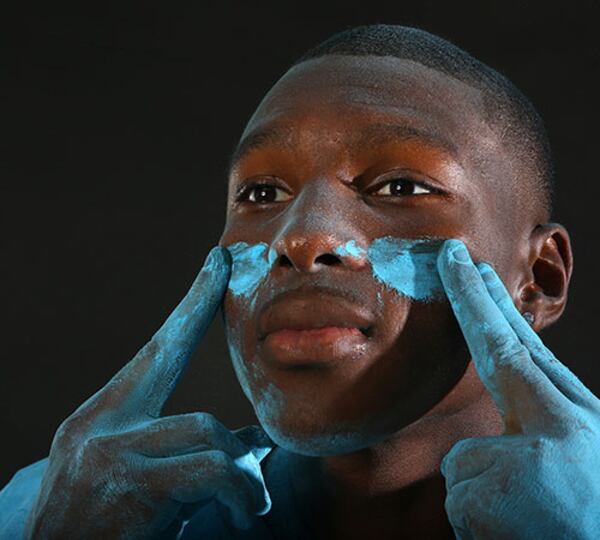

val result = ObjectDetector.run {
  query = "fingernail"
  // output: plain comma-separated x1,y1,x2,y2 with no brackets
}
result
477,262,495,282
439,456,447,477
203,246,219,270
204,246,230,273
447,240,470,264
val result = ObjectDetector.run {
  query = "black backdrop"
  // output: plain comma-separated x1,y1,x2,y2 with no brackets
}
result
1,1,598,486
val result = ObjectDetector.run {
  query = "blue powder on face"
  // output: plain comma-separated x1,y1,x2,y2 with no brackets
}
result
334,240,367,259
226,237,445,302
367,237,444,301
226,242,274,299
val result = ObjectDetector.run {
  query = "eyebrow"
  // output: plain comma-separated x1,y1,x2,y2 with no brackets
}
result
227,122,459,175
227,126,295,174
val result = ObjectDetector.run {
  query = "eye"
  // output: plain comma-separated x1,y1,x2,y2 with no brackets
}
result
236,183,292,204
373,178,434,197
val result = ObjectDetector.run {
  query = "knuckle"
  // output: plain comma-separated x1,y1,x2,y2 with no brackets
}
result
446,437,481,465
202,450,255,497
52,416,84,449
143,337,162,356
528,436,555,473
195,412,220,432
489,333,525,361
204,449,233,475
449,437,475,457
81,435,118,468
444,485,466,519
446,485,477,530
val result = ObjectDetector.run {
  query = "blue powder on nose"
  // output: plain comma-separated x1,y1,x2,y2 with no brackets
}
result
226,242,273,299
367,237,444,301
334,240,367,259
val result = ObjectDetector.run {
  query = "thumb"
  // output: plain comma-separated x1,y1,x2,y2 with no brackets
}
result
234,425,275,463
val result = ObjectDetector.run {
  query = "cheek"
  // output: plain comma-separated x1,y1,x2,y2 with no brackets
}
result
223,292,267,406
222,240,277,354
226,241,276,301
367,237,446,302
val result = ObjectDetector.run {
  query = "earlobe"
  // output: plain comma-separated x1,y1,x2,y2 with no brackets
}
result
518,223,573,331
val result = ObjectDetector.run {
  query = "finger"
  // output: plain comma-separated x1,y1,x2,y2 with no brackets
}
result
79,246,232,422
117,413,252,459
440,436,512,491
477,262,597,408
231,425,274,516
437,240,571,430
444,478,481,540
123,415,273,515
233,425,275,464
144,449,269,529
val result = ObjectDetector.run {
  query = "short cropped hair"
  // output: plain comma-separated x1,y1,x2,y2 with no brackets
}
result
291,24,554,217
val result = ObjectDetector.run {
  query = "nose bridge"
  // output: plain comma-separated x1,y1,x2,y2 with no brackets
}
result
272,178,365,272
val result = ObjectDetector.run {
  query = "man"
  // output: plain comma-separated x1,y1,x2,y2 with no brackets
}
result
2,24,599,539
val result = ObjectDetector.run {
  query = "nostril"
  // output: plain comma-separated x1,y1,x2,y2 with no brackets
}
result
315,253,342,266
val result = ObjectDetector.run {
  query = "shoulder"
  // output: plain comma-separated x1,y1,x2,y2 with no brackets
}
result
0,458,48,539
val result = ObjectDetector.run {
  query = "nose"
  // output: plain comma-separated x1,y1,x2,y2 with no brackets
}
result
270,180,367,273
275,234,349,272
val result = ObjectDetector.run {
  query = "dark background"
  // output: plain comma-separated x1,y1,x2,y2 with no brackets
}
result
1,1,598,486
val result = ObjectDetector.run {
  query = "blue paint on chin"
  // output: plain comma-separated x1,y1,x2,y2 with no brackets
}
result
367,237,444,301
226,242,273,299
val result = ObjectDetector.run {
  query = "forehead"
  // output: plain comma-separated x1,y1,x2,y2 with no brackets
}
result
234,55,502,171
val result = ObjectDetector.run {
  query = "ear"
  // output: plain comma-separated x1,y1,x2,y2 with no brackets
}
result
516,223,573,331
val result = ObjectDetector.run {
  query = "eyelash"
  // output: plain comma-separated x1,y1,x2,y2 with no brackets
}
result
234,176,441,205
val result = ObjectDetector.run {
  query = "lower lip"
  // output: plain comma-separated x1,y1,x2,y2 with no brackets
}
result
263,327,368,366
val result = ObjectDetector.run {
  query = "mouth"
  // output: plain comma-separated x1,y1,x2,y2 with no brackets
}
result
257,287,375,367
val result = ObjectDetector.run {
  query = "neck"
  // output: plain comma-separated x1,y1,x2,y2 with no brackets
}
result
288,361,504,539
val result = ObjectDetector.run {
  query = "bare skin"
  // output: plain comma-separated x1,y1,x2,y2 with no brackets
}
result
220,55,572,539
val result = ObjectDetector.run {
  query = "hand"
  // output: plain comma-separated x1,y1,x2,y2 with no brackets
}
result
24,247,273,539
437,239,600,540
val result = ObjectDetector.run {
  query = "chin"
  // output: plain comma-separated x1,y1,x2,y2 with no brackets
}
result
269,431,382,457
253,400,393,457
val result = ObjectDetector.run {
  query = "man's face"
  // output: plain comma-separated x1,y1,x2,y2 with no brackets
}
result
219,55,529,456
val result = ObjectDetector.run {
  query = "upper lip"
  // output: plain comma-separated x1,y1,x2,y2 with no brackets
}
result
258,286,375,340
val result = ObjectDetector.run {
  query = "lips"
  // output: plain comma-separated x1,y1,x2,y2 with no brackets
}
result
258,288,374,339
257,288,375,367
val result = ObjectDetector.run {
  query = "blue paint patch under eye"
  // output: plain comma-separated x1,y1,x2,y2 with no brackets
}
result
226,242,273,299
367,237,444,301
334,240,367,259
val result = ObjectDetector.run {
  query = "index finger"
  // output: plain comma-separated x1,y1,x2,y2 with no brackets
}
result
477,262,597,408
437,239,571,432
83,246,232,421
